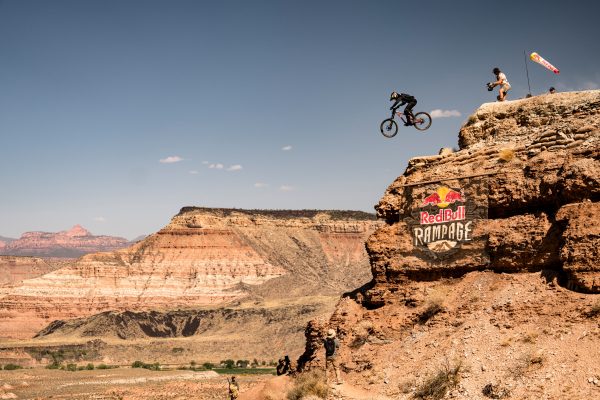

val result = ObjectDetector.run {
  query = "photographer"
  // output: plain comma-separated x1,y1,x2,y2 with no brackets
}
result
487,67,511,101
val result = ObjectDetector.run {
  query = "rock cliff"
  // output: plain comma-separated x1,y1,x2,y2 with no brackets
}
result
298,91,600,399
0,225,130,258
0,209,379,339
0,256,72,287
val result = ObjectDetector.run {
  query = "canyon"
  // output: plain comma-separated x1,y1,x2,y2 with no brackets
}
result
0,209,380,363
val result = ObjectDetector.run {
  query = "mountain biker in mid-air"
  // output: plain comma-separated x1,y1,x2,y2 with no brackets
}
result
390,91,417,126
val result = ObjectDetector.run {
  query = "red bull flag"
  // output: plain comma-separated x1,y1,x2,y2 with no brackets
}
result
530,52,560,74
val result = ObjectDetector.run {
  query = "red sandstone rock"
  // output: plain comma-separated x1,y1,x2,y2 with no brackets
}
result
0,225,129,258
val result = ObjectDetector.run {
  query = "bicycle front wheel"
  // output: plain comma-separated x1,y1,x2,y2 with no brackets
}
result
413,112,432,131
380,119,398,138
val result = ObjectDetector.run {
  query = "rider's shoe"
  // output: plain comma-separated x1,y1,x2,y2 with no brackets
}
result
404,122,413,126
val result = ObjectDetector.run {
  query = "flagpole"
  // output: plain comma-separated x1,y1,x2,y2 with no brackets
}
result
524,50,532,97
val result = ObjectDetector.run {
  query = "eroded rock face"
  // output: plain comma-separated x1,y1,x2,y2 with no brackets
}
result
368,90,600,304
0,256,71,287
0,225,130,258
297,93,600,396
0,209,380,338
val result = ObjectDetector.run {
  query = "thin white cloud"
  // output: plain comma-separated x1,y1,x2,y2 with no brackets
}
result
254,182,268,188
226,164,243,171
209,163,224,169
281,145,292,151
202,161,209,165
189,170,199,175
279,185,294,192
430,109,462,118
93,216,106,223
159,156,183,164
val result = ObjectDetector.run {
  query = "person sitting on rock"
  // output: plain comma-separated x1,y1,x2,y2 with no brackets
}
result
488,67,511,101
390,91,417,126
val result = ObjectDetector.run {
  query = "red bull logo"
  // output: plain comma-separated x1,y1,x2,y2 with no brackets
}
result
421,186,465,208
413,186,471,253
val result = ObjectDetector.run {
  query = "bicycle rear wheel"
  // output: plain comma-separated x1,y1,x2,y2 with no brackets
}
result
413,112,432,131
380,119,398,138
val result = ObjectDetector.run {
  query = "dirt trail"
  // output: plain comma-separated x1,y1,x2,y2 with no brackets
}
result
238,375,293,400
330,382,393,400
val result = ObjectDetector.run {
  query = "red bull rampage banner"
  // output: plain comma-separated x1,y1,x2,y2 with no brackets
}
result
406,184,487,258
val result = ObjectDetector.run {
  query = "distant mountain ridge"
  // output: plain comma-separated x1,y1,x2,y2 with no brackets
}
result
0,225,130,258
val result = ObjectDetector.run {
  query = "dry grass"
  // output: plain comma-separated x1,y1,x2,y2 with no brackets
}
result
520,331,539,344
509,352,545,380
287,370,328,400
413,360,462,400
498,148,515,162
417,298,445,325
585,301,600,318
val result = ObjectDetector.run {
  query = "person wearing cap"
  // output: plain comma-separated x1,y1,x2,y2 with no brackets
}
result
549,87,556,94
324,328,342,385
228,376,239,400
488,67,511,101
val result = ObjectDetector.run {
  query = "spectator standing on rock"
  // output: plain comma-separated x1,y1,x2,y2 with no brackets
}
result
487,67,511,101
276,358,286,375
549,86,556,94
228,376,239,400
324,328,342,385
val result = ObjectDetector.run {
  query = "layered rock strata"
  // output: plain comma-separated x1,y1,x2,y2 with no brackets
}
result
0,256,72,287
0,209,379,339
368,90,599,306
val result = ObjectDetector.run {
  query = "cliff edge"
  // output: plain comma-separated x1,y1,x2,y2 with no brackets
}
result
299,91,600,400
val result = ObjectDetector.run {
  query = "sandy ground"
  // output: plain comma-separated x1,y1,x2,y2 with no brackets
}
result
0,368,271,400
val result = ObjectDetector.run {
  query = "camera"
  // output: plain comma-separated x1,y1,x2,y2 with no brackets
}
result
486,82,494,91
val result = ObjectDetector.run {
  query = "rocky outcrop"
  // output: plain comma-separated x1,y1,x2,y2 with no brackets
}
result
0,225,130,258
298,92,600,399
0,209,380,339
368,91,599,304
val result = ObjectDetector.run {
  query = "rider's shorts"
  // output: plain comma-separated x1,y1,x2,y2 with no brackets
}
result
502,83,511,93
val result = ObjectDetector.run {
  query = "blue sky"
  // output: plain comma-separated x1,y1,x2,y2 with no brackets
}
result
1,0,599,239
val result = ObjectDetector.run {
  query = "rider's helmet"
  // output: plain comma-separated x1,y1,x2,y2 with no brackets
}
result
390,91,399,101
493,67,500,75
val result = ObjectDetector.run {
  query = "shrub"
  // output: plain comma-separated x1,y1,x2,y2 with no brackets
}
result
202,362,214,370
171,347,185,353
287,370,328,400
96,364,110,370
417,299,445,324
46,363,61,370
3,363,23,370
132,360,145,368
66,363,77,372
413,360,462,400
86,363,94,370
585,301,600,318
498,148,515,162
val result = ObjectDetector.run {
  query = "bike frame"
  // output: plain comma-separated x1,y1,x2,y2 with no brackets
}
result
391,108,411,123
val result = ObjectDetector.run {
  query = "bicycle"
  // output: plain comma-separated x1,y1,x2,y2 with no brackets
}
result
379,108,432,138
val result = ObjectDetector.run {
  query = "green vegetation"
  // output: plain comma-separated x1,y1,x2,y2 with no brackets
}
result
96,364,117,370
66,363,77,372
171,347,185,353
3,363,23,370
413,360,462,400
202,362,214,370
131,361,161,371
287,370,328,400
213,368,276,375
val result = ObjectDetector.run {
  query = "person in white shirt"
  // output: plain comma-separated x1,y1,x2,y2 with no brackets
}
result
489,67,511,101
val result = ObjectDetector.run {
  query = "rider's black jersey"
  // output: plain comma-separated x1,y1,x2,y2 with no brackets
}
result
391,93,416,109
